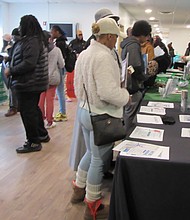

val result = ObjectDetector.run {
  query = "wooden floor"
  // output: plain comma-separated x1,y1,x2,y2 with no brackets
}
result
0,99,112,220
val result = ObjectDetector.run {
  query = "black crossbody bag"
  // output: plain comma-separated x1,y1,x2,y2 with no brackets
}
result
83,84,126,146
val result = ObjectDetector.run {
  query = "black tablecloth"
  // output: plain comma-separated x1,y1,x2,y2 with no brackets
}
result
109,101,190,220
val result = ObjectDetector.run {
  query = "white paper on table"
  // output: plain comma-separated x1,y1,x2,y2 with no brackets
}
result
129,126,164,141
179,115,190,123
181,128,190,137
140,106,166,115
148,101,174,109
116,140,169,160
137,114,163,124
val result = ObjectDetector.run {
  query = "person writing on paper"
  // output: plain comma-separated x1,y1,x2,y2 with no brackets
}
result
71,17,130,220
153,35,171,72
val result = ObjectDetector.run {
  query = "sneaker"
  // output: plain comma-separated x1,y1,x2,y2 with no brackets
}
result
54,113,68,122
45,122,56,129
16,142,42,153
39,134,50,143
5,108,17,117
66,98,72,102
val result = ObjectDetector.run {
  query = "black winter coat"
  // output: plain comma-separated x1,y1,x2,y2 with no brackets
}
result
55,35,67,59
69,38,86,54
10,36,48,92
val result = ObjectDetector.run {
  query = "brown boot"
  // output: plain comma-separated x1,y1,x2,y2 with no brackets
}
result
84,198,109,220
70,180,85,204
4,108,17,117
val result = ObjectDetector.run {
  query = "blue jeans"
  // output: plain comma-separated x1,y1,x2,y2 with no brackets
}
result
77,107,113,185
56,68,66,114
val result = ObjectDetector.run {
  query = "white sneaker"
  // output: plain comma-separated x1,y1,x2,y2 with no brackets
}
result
45,122,56,129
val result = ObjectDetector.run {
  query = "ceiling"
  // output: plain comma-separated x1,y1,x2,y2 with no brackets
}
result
1,0,190,35
120,0,190,35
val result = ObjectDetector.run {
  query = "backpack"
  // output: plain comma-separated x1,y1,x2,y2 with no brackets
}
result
65,45,77,72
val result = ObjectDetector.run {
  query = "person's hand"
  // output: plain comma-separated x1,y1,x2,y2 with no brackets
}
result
181,56,186,62
181,56,188,62
4,67,10,77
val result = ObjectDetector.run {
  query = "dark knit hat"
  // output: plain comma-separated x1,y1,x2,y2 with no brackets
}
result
11,28,20,36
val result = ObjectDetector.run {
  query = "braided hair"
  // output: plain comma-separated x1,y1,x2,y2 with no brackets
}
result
19,14,48,47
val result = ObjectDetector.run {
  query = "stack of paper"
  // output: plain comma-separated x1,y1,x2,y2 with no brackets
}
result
113,140,170,160
129,126,164,141
179,115,190,123
140,106,166,115
137,114,163,124
148,101,174,108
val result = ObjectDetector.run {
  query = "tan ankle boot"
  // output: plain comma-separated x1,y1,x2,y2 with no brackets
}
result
84,198,109,220
70,180,85,204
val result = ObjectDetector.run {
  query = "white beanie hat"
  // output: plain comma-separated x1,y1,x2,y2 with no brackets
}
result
93,17,126,38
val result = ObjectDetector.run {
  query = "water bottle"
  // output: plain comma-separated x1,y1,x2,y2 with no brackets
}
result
183,66,188,80
181,90,188,113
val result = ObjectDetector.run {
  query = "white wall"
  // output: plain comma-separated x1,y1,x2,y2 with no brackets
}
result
167,28,190,56
0,2,9,50
6,2,121,41
2,2,190,55
119,4,133,33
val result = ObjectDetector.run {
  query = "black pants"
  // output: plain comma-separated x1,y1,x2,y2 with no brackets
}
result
17,91,48,144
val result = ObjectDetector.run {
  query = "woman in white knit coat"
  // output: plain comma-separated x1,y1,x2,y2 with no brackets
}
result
71,17,130,220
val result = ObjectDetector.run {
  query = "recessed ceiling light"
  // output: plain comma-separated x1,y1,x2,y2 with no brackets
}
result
145,9,152,14
186,25,190,28
149,17,155,21
153,24,158,27
159,11,174,15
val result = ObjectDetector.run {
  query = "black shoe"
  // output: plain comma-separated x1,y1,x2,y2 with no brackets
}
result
16,142,42,153
39,134,50,143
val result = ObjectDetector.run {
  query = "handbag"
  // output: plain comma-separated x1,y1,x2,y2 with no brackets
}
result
83,84,126,146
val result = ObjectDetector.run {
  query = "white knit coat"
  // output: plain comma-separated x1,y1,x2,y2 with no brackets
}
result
74,40,129,118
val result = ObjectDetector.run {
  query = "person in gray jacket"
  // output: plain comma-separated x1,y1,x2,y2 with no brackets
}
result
120,20,151,129
39,31,65,129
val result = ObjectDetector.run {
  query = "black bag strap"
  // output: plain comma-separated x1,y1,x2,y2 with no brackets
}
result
83,83,92,114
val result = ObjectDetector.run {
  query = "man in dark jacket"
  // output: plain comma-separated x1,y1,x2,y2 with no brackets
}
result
4,14,49,153
69,30,86,55
120,20,151,129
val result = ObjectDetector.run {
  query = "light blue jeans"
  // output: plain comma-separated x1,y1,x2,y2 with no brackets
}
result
77,107,113,185
56,68,66,114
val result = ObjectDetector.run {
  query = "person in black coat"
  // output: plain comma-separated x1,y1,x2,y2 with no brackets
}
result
69,30,86,55
184,42,190,56
4,14,50,153
153,35,171,72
